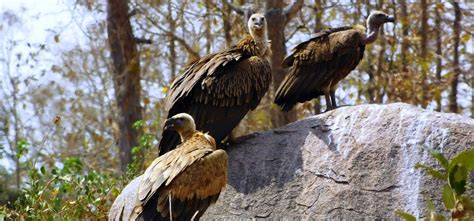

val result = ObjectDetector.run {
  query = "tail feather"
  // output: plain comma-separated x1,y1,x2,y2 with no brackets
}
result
274,68,299,112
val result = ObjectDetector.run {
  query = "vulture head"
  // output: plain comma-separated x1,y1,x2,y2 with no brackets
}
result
248,13,267,39
248,13,269,56
164,113,196,142
365,11,395,44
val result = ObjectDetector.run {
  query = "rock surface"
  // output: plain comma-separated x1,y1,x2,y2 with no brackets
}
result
202,103,474,219
111,103,474,220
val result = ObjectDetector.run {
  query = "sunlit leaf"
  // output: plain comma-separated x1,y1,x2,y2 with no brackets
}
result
430,150,449,169
450,149,474,171
461,34,471,44
426,197,436,215
442,184,455,209
54,35,60,43
448,164,467,196
415,163,447,180
161,86,169,94
395,210,416,221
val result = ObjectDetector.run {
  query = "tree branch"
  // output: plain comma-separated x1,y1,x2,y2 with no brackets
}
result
224,1,244,15
283,0,304,22
134,37,153,44
166,32,200,60
141,14,200,60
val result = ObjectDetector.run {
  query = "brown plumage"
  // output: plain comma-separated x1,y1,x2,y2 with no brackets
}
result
275,11,395,111
159,13,271,154
109,113,227,221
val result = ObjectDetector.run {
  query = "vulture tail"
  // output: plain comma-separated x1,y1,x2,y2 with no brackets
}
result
274,68,299,112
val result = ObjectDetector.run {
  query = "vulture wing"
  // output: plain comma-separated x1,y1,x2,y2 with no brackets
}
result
132,134,228,220
108,175,142,221
160,40,271,154
275,27,365,111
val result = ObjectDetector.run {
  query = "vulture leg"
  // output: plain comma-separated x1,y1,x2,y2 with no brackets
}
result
324,92,333,112
330,90,337,109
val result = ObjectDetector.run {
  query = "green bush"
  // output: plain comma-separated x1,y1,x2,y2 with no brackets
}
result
396,149,474,220
0,157,124,220
0,120,156,220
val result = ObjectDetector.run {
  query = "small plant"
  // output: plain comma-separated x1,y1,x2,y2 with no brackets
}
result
396,148,474,220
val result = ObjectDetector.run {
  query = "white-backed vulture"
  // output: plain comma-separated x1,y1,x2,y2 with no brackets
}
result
274,11,395,111
159,13,272,154
109,113,227,221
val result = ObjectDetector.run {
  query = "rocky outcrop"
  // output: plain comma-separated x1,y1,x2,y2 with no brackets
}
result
203,103,474,219
111,103,473,219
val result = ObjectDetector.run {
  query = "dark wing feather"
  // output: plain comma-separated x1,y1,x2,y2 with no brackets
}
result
275,27,365,111
159,48,271,154
132,135,227,221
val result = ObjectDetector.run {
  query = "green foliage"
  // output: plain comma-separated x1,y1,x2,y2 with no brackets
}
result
0,156,134,220
16,139,29,159
0,119,155,220
397,149,474,220
395,210,417,221
131,120,157,172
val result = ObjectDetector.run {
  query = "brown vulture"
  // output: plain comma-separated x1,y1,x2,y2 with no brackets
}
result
274,11,395,111
159,13,272,155
108,113,227,221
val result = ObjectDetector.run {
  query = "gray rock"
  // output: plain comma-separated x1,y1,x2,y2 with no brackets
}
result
202,103,474,220
110,103,473,220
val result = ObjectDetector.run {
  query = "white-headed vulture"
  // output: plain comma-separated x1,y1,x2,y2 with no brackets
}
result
275,11,395,111
159,13,272,154
109,113,228,221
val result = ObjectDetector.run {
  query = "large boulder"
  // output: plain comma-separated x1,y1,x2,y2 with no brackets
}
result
203,103,474,219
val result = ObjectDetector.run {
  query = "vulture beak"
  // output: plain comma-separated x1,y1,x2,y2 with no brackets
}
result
385,16,395,23
164,119,178,131
254,22,263,29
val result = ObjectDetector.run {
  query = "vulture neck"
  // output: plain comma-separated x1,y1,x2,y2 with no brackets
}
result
365,23,381,44
178,129,196,143
250,29,268,57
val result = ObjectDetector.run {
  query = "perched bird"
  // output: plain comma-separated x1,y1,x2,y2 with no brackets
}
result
274,11,395,111
109,113,228,221
159,13,272,155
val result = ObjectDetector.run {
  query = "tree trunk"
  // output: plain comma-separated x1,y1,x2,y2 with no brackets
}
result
399,0,409,72
266,0,302,127
449,1,461,113
312,0,323,115
167,0,177,80
222,2,233,47
434,1,442,112
419,0,428,107
106,0,143,172
204,0,213,54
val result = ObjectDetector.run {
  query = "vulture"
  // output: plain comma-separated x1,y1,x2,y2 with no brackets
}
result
274,11,395,111
159,13,272,155
109,113,228,221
